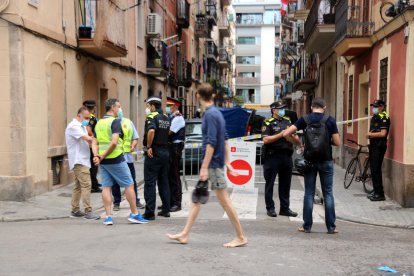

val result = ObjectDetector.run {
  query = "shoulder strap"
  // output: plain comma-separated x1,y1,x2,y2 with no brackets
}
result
320,114,329,124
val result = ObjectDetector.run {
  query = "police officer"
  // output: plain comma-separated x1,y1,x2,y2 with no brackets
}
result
367,99,390,201
165,97,185,212
83,100,102,193
143,96,171,220
262,101,301,217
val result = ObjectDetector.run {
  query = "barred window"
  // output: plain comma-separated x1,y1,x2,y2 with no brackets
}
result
379,58,388,103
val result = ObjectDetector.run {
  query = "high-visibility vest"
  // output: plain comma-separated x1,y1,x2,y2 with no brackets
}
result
95,117,123,159
121,118,133,153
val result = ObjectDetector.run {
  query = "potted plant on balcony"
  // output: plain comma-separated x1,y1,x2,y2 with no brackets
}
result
323,0,338,24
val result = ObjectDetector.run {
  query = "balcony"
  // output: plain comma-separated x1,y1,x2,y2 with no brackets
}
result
146,39,168,77
178,62,193,88
236,77,260,85
219,48,230,68
206,40,218,61
195,15,211,38
77,0,127,57
304,0,336,55
206,0,218,26
219,14,231,37
177,0,190,29
293,56,318,91
334,0,375,56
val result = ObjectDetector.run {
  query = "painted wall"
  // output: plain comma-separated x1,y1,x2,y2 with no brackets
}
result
260,25,275,104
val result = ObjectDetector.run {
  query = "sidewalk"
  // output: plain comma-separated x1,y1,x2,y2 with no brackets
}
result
0,160,145,222
332,165,414,229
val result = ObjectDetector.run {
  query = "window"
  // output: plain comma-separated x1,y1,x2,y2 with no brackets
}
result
379,58,388,103
348,75,353,127
238,72,260,78
236,13,263,24
237,37,257,45
236,56,259,65
236,89,259,104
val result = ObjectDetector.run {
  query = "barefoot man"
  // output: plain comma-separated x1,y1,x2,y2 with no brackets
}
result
167,84,248,248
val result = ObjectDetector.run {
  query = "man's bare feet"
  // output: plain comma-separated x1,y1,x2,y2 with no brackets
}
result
223,237,248,248
166,233,188,244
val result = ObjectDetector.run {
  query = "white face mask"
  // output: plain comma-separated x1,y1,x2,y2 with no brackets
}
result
145,108,151,115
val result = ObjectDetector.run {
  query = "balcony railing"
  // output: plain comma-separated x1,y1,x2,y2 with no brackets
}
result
304,0,332,41
195,15,211,38
77,0,126,57
146,39,168,76
236,77,260,85
206,41,218,60
219,14,231,37
179,62,192,87
177,0,190,28
206,0,218,25
335,0,375,43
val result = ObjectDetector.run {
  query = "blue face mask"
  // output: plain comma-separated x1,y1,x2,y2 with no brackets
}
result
372,107,379,114
117,108,123,119
166,107,171,114
278,109,285,117
81,119,89,127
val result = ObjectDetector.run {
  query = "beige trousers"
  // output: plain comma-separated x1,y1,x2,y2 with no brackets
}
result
71,164,92,212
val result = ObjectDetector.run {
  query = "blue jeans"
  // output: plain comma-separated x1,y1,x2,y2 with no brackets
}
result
303,160,336,232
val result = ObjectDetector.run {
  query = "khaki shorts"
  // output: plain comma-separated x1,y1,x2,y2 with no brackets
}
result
208,168,227,190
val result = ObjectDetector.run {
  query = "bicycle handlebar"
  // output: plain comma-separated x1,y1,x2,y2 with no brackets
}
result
346,139,368,148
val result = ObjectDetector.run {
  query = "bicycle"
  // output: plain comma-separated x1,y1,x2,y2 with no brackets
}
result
343,139,374,194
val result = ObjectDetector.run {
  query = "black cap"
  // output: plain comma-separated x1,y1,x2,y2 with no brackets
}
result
145,96,162,104
270,101,286,109
83,100,96,108
311,98,326,108
370,99,386,107
166,97,181,107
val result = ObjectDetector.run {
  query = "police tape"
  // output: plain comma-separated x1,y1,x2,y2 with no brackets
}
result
337,116,372,125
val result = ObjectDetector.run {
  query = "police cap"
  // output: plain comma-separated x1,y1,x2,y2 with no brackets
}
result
370,99,386,107
145,96,162,104
83,100,96,108
166,97,181,107
270,101,286,109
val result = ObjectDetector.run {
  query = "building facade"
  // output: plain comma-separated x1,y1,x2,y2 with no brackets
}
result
233,0,281,105
0,0,233,201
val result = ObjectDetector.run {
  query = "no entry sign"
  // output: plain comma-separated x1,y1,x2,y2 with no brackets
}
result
226,141,256,191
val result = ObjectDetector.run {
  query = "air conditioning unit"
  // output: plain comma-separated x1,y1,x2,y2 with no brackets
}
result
177,86,186,99
147,13,162,36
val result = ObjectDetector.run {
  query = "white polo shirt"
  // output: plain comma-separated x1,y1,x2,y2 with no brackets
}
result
65,119,91,170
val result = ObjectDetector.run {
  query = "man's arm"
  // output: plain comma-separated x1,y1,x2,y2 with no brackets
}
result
146,129,155,158
263,131,285,144
81,135,93,143
92,138,100,165
367,129,387,139
86,125,94,137
283,125,298,138
285,133,302,146
331,133,341,146
100,133,120,159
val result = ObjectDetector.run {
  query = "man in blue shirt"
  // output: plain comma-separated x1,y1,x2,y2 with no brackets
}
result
283,98,340,234
167,84,247,248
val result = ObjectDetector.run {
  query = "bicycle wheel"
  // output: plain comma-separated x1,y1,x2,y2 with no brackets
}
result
344,158,357,189
362,159,374,194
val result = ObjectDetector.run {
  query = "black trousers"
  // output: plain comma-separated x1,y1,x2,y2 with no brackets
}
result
144,147,170,215
263,153,293,211
112,162,139,206
369,143,387,196
169,143,184,207
89,149,100,190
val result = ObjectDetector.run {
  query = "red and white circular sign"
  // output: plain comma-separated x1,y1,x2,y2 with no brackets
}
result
227,159,253,186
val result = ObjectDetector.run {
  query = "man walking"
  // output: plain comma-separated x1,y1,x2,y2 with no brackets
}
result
65,106,100,220
283,98,340,234
142,96,171,220
166,97,185,212
83,100,102,193
92,98,148,225
366,99,390,201
167,84,247,248
262,100,301,218
112,109,145,211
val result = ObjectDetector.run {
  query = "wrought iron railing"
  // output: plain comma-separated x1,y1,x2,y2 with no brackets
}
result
177,0,190,28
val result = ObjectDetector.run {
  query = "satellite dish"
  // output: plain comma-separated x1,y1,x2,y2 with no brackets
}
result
0,0,9,13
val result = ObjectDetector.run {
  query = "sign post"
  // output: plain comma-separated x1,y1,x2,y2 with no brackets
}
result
225,141,256,192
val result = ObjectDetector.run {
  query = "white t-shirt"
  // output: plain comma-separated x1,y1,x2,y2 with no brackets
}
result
170,112,185,143
65,119,91,170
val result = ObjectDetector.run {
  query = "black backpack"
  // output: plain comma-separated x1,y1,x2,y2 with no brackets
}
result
303,114,331,162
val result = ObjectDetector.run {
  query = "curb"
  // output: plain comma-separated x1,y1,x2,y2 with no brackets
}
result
337,215,414,229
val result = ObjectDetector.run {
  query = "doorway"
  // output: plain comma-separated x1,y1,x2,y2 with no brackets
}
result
358,83,369,145
99,89,108,117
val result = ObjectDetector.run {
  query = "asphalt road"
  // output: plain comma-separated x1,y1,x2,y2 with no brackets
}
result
0,216,413,275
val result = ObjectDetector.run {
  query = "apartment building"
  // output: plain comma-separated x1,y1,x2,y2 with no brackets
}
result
233,0,281,105
0,0,233,201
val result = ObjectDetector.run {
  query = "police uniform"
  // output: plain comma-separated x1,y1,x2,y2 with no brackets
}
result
167,97,185,211
143,97,171,219
262,101,297,217
83,100,101,192
368,100,390,200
